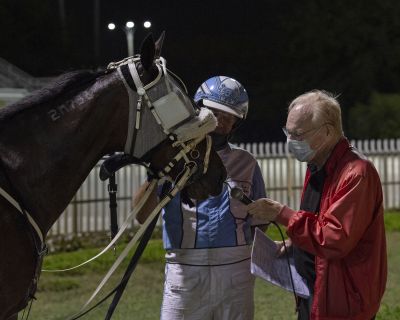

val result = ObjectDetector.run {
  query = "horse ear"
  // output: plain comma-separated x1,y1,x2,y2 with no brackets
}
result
140,34,156,71
155,31,166,58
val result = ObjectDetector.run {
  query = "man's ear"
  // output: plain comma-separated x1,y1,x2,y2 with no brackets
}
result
325,123,331,136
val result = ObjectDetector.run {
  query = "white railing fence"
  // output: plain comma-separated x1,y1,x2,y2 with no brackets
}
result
48,138,400,237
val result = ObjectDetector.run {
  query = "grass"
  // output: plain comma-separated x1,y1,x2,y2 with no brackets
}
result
26,212,400,319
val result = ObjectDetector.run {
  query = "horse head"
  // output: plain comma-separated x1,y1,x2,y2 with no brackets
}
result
109,33,227,199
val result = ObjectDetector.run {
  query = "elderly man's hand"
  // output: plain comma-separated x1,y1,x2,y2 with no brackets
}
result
247,198,284,222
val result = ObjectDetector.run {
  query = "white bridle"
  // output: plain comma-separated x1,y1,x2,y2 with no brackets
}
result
109,55,217,182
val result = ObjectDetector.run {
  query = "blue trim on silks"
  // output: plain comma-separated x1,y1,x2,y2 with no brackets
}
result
162,185,240,250
162,193,183,249
161,143,268,251
196,186,236,248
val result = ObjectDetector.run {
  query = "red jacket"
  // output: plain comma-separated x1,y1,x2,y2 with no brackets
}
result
277,138,387,320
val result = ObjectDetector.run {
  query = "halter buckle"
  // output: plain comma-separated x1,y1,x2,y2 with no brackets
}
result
137,87,146,96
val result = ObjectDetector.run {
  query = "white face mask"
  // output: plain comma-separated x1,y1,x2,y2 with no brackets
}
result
287,138,316,162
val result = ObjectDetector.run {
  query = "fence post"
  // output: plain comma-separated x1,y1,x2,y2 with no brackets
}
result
72,195,78,236
383,139,389,207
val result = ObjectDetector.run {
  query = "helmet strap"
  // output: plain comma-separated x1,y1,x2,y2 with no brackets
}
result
231,118,244,132
225,118,244,145
210,132,229,151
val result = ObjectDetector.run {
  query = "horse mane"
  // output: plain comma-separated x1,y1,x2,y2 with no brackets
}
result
0,69,110,121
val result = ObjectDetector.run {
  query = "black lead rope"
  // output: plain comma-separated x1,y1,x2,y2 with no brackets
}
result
105,213,159,319
108,172,119,241
104,181,172,319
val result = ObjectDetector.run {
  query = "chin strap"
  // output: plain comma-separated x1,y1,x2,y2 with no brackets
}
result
210,133,229,151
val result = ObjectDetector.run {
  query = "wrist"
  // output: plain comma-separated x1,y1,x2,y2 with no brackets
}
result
276,205,296,226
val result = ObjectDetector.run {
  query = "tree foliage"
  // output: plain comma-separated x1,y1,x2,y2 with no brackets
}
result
348,92,400,139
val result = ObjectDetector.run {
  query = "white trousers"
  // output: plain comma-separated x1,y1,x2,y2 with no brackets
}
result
160,259,255,320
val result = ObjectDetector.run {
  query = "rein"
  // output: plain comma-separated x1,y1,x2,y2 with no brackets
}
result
67,160,197,319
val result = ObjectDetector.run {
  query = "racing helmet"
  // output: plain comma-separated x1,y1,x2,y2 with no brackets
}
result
194,76,249,119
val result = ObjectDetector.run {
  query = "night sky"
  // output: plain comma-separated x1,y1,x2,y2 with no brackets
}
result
1,0,400,142
1,1,271,78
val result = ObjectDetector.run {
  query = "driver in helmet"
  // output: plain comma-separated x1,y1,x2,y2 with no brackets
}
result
134,76,268,320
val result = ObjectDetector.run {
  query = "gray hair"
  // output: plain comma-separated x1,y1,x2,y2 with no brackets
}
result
288,90,343,136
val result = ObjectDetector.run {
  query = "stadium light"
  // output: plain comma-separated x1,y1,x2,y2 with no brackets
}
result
107,20,152,57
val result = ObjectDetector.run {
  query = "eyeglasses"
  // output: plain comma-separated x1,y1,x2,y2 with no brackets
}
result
282,123,328,140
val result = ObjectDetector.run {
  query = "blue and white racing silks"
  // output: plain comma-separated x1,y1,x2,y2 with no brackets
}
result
161,143,267,266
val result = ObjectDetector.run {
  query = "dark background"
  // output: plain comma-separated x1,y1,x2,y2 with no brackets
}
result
1,0,400,142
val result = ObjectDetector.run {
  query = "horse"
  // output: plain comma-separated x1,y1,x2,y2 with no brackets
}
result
0,34,226,320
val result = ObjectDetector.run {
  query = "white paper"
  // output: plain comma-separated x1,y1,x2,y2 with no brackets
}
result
251,228,310,298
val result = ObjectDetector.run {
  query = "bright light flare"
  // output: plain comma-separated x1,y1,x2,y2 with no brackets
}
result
126,21,134,28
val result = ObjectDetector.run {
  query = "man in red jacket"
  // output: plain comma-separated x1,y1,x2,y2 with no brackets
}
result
247,90,387,320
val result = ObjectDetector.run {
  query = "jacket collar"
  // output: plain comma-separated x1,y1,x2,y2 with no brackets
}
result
323,137,351,176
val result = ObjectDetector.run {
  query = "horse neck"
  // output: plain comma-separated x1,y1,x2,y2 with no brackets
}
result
0,72,129,235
